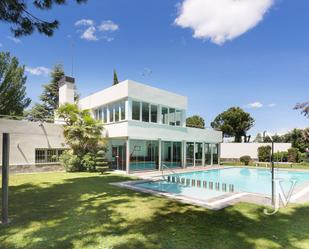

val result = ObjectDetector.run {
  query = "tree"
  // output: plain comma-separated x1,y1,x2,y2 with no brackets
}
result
294,101,309,117
113,69,119,85
0,52,31,116
254,133,263,142
283,128,307,153
27,64,65,122
57,103,107,171
186,115,205,129
258,145,271,162
211,107,254,142
0,0,87,37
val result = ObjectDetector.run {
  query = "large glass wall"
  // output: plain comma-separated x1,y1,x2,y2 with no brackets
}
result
212,144,219,164
161,141,182,168
186,142,194,166
130,140,158,171
95,100,126,124
204,143,211,165
132,101,140,121
195,142,203,166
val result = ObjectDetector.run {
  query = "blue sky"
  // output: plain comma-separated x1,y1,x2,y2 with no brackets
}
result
0,0,308,137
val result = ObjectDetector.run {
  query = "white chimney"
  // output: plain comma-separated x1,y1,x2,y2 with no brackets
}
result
59,76,75,106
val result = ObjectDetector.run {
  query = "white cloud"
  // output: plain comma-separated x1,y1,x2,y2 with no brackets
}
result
7,36,21,44
268,103,276,107
25,66,50,76
98,20,119,32
81,26,98,41
75,19,95,26
175,0,274,45
76,19,119,42
245,102,263,108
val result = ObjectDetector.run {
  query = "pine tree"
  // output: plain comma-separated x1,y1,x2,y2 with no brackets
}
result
113,69,119,85
0,52,31,116
27,64,64,122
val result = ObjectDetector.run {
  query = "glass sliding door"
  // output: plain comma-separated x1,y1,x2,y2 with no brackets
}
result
162,141,182,168
186,142,194,166
212,144,219,164
172,142,182,167
195,142,203,166
130,140,158,171
111,144,126,171
204,143,211,165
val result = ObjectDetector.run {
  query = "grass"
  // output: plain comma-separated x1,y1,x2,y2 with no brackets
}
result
0,172,309,249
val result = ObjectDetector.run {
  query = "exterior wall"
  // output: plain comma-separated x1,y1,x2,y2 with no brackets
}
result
0,119,67,166
221,143,292,160
78,80,187,111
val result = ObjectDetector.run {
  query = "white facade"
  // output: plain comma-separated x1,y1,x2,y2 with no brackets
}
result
73,79,222,172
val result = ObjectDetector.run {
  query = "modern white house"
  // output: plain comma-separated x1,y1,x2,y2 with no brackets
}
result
58,76,223,173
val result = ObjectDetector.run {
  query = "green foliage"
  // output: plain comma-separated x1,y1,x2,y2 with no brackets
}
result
96,150,108,170
0,52,31,116
59,150,81,172
258,145,271,162
211,107,254,142
273,151,288,162
186,115,205,129
82,153,97,172
113,69,119,85
27,64,65,122
57,103,107,172
287,148,300,163
0,0,87,37
240,155,251,165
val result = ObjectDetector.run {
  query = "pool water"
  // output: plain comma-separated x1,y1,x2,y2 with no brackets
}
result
134,167,309,200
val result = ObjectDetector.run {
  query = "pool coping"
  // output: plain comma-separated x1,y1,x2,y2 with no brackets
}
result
112,166,309,210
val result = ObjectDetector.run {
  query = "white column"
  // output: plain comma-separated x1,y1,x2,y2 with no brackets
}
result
193,142,196,167
202,142,205,167
125,98,131,120
126,138,130,174
158,139,162,171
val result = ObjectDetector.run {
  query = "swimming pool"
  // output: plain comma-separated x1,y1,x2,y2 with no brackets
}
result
134,167,309,201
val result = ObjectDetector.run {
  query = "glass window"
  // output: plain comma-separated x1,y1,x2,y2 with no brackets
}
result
103,107,108,123
186,142,194,166
142,102,149,122
169,108,175,126
120,101,125,120
195,143,203,166
161,107,168,124
95,109,99,120
132,101,140,121
172,142,182,167
109,105,114,122
115,103,120,122
175,110,182,126
212,144,219,164
35,149,65,164
151,105,158,123
204,143,211,165
130,140,158,171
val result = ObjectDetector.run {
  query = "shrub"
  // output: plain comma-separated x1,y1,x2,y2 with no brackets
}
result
273,151,288,162
240,155,251,165
82,153,97,172
258,145,271,162
59,150,82,172
287,148,300,163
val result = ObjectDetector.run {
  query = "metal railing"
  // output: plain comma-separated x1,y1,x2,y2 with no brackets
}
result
161,164,181,182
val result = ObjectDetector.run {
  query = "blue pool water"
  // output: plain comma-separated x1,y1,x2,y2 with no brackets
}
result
134,167,309,200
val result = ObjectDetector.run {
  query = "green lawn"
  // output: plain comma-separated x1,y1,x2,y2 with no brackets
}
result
1,172,309,249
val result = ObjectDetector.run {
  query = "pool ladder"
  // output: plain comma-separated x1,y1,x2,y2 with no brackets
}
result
161,164,181,182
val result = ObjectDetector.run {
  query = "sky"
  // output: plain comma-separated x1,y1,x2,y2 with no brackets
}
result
0,0,308,137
